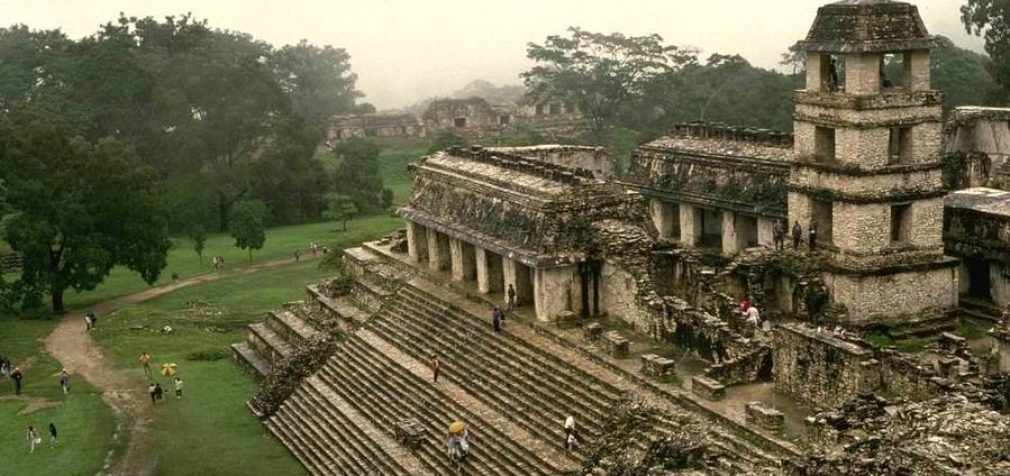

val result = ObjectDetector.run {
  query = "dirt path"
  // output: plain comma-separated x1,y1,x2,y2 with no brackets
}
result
42,256,315,476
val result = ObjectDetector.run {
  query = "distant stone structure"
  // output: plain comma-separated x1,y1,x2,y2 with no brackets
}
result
327,113,425,144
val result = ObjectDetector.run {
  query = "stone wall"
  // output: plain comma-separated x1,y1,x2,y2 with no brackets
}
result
774,323,878,409
824,264,958,325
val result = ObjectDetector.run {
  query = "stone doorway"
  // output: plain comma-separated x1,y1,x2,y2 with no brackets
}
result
966,257,993,303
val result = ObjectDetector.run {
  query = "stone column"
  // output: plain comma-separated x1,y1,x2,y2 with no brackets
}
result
427,228,445,272
679,204,699,247
449,238,465,281
651,198,677,240
722,210,739,256
757,217,776,248
406,221,428,263
533,266,577,322
476,248,504,294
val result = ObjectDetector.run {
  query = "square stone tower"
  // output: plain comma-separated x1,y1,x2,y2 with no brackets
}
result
789,0,958,328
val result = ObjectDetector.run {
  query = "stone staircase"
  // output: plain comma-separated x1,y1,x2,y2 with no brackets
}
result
240,246,794,474
368,286,623,459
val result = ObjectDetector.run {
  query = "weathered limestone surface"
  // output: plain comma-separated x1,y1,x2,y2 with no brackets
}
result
533,265,579,321
679,203,700,247
406,221,428,263
773,323,877,409
824,265,958,324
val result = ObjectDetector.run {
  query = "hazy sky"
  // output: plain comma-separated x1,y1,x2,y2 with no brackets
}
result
1,0,985,109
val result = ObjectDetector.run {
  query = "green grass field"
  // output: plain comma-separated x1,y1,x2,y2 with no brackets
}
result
59,214,402,312
0,320,118,476
91,261,336,476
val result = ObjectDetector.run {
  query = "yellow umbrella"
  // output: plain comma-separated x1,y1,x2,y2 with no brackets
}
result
160,363,177,377
448,421,465,434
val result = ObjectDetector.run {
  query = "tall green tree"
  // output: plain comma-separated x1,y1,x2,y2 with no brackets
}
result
522,27,698,138
272,40,362,128
962,0,1010,102
229,199,268,261
331,138,392,213
0,112,170,313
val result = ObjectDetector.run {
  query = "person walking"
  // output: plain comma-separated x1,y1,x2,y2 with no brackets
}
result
792,221,802,251
87,311,98,330
564,416,579,451
174,377,183,399
491,306,502,334
148,383,158,404
431,355,441,383
139,353,152,379
48,422,58,447
11,366,23,395
506,284,516,312
27,426,40,453
59,369,70,395
154,383,164,401
773,219,785,251
84,313,93,332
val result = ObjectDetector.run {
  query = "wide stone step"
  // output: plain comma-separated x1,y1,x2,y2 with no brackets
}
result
265,418,327,476
285,391,390,474
320,349,504,476
390,294,619,416
329,334,556,476
248,321,294,359
270,309,322,341
314,363,452,475
373,304,607,445
330,342,542,476
395,291,622,404
365,316,589,465
398,286,625,398
271,411,336,474
231,342,271,378
300,377,426,476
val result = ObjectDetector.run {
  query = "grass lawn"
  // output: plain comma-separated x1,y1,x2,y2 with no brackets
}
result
91,261,334,475
0,319,118,476
59,214,402,312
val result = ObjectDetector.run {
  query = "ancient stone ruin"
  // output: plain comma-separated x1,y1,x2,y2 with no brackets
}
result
232,1,1010,474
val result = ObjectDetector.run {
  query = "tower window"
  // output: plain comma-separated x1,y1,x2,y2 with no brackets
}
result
881,53,910,90
454,117,467,128
819,54,845,92
815,126,836,162
888,127,913,164
890,204,911,243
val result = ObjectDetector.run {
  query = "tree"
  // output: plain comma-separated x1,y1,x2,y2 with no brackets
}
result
272,40,362,128
229,200,268,261
0,112,170,313
962,0,1010,102
323,194,358,231
928,35,999,110
522,27,698,138
331,138,388,213
188,225,207,263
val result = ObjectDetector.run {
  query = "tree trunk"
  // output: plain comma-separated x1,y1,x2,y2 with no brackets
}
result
219,192,229,232
248,249,253,262
52,287,66,314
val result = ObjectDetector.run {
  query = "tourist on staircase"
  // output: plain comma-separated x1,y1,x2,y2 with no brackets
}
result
563,415,580,451
492,306,502,334
447,421,470,465
809,223,818,252
792,221,802,251
431,355,441,383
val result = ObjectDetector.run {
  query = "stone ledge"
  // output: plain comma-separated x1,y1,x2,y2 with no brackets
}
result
691,376,727,402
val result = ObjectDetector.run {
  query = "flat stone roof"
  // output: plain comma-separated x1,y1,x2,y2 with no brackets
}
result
945,187,1010,218
423,151,582,197
644,135,795,163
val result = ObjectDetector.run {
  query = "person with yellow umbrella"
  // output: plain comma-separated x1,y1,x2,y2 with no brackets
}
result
446,420,470,466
